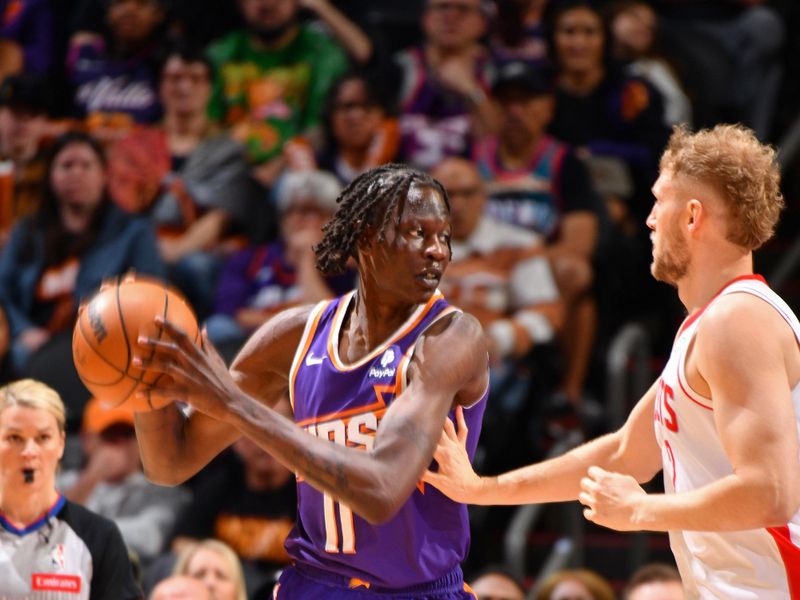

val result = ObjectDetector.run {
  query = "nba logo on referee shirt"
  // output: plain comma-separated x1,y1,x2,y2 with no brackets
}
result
369,348,396,379
49,543,65,570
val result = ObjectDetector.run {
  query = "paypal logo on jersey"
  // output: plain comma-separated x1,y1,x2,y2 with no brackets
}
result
369,348,397,379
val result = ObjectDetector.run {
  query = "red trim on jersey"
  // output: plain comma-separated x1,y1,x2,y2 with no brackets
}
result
767,526,800,599
678,274,767,336
676,361,713,411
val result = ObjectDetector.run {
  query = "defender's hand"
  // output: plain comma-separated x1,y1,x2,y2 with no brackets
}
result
579,465,648,531
423,406,482,503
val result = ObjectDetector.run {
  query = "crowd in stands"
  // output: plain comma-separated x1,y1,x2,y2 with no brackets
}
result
0,0,796,597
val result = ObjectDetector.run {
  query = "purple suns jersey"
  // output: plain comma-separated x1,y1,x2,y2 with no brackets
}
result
285,290,488,589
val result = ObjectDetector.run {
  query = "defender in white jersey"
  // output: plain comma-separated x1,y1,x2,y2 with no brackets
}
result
424,124,800,599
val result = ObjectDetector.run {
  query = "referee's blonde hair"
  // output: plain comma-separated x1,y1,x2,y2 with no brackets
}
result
0,379,66,433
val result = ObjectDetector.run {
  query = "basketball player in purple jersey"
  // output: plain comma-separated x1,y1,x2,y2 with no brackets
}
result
133,164,489,598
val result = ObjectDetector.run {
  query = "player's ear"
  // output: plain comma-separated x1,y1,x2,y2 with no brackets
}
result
687,198,703,230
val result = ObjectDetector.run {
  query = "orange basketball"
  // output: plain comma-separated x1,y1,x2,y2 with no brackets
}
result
72,275,199,411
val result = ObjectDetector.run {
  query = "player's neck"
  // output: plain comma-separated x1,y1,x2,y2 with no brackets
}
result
0,486,60,528
678,254,754,314
347,288,418,351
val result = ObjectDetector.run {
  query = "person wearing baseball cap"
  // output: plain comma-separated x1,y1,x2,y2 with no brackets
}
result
59,396,190,566
490,60,554,98
81,396,136,437
474,59,604,424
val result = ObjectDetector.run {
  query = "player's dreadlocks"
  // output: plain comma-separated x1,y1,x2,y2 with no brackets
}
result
315,163,450,275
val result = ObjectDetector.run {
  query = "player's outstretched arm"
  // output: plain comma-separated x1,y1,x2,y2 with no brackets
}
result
139,310,488,523
424,379,663,506
134,306,312,485
586,294,800,533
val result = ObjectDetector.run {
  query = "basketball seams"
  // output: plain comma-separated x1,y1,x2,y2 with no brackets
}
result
72,276,200,410
117,377,141,404
75,317,128,384
115,275,133,372
74,301,140,402
147,282,201,409
125,280,199,409
144,282,171,411
115,278,154,394
125,281,199,409
119,282,170,410
75,280,129,373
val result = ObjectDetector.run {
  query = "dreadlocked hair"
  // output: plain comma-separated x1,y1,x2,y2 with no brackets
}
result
315,163,450,275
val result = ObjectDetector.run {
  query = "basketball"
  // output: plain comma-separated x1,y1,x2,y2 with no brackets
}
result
71,275,199,411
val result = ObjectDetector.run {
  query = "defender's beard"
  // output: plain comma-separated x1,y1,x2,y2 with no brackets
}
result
651,229,690,286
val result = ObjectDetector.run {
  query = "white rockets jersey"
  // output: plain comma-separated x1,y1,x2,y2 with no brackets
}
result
654,275,800,599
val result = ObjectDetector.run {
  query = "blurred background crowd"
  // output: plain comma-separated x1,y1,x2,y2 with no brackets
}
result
0,0,798,597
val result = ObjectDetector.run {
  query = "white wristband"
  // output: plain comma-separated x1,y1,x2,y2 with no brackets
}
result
488,319,516,358
514,310,555,345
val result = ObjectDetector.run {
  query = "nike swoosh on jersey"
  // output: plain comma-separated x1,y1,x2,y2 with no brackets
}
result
305,352,328,366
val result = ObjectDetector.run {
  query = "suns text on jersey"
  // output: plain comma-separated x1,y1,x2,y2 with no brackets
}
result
303,408,387,451
654,378,678,433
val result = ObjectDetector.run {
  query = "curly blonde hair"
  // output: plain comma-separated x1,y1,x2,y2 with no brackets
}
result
660,124,784,250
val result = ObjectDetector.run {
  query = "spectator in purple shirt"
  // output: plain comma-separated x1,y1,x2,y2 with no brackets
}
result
369,0,498,171
67,0,167,133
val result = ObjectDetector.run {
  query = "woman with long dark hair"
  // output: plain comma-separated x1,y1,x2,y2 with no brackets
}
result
0,131,165,426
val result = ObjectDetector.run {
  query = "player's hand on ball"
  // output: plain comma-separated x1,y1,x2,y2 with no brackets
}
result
134,317,239,422
578,466,647,531
422,406,482,503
